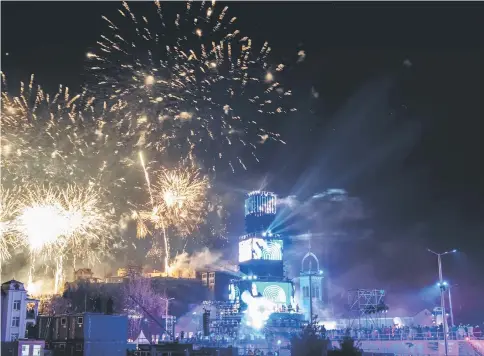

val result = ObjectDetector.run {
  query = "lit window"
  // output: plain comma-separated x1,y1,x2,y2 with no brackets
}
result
13,300,21,310
303,286,309,298
77,317,83,325
22,344,30,356
12,317,20,327
32,345,41,356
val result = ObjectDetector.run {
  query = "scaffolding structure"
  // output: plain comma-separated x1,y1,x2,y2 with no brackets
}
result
346,289,387,328
202,300,242,336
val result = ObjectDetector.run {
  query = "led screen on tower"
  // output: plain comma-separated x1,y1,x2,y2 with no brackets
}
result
238,238,283,262
230,281,294,306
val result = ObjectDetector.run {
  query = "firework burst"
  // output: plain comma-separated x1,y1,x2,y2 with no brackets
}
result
1,73,89,182
14,184,115,260
9,183,115,292
0,73,138,199
135,163,209,271
0,186,22,262
87,1,298,172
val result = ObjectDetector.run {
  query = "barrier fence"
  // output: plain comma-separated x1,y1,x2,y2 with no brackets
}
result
326,331,483,341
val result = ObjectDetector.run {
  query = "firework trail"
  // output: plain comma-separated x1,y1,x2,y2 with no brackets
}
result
87,1,299,172
138,151,154,205
135,163,209,272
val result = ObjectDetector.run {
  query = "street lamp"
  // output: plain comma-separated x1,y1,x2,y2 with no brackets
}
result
436,281,456,327
427,248,457,356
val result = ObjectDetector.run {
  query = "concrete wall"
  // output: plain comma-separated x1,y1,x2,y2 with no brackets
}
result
331,339,484,355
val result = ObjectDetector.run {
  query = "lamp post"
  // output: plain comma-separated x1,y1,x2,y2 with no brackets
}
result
428,248,457,356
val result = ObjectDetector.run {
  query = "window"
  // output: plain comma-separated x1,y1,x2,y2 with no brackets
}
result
59,344,66,350
75,343,83,351
12,316,20,327
32,345,41,356
77,317,83,325
13,300,21,310
303,286,309,298
11,333,19,341
61,317,67,325
22,345,30,356
313,287,320,299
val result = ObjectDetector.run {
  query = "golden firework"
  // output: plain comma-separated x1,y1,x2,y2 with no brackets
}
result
135,163,209,271
137,165,208,237
14,183,114,262
0,186,22,261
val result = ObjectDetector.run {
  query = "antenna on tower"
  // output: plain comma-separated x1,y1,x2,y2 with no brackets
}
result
307,231,313,271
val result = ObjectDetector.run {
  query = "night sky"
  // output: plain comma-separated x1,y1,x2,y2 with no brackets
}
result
2,2,483,322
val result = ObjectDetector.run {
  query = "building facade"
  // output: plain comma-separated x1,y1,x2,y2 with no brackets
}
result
1,280,39,342
299,251,324,322
37,313,128,356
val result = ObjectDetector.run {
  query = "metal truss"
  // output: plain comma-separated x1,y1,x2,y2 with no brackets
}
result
347,289,386,317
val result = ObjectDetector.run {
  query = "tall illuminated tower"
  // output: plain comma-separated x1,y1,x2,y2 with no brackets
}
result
229,190,296,327
239,191,284,277
244,191,277,234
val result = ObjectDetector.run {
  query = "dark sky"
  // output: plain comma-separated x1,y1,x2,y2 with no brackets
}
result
2,2,483,322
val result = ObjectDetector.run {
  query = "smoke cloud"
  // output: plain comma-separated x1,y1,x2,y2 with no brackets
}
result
170,248,238,274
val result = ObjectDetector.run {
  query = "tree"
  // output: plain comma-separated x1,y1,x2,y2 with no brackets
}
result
291,316,362,356
122,276,167,340
331,336,362,356
291,317,329,356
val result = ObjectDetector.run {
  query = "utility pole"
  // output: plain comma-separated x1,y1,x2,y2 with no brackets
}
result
438,253,448,356
309,272,313,325
308,231,313,325
448,285,455,327
427,248,457,356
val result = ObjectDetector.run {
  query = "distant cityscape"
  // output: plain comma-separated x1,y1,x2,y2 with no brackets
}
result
2,191,483,356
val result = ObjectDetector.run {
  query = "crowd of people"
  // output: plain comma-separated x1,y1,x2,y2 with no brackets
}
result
322,323,483,341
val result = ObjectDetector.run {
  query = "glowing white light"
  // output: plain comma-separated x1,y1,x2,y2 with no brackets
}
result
241,288,275,330
18,203,82,252
144,75,155,86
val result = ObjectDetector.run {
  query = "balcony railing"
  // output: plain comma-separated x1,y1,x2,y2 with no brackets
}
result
325,331,483,341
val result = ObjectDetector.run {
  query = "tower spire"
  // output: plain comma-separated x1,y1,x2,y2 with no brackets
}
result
307,230,312,252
